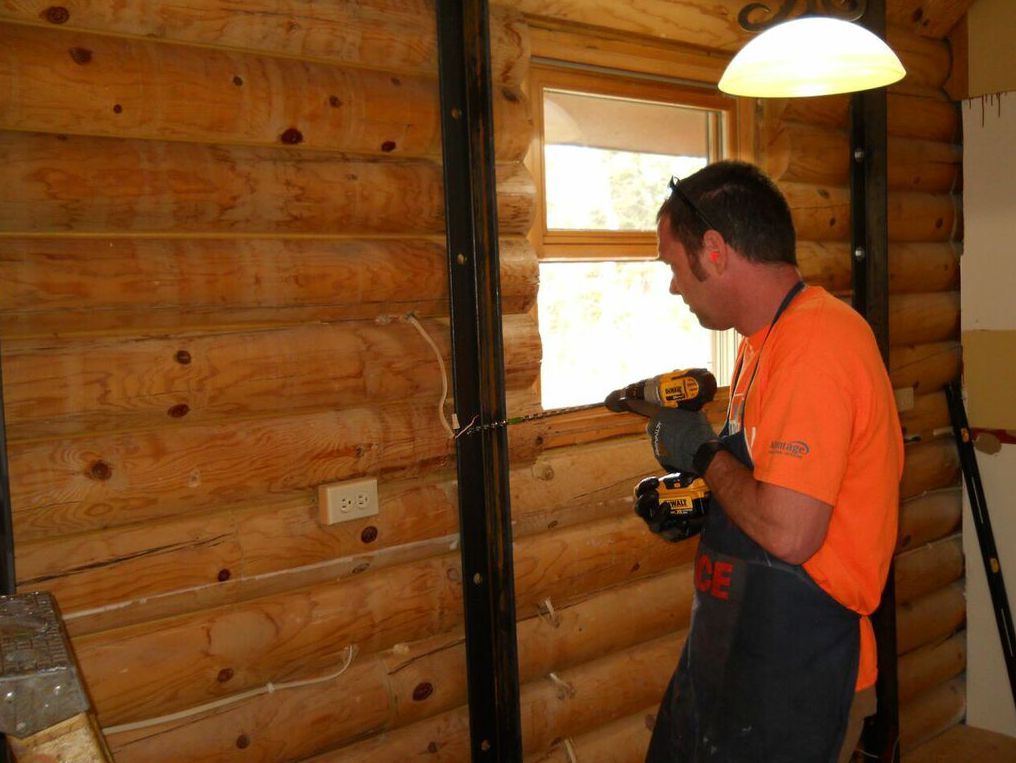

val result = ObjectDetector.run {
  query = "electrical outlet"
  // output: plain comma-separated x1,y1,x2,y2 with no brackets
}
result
318,477,379,525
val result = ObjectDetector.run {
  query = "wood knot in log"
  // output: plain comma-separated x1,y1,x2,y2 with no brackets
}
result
69,47,92,65
42,6,69,24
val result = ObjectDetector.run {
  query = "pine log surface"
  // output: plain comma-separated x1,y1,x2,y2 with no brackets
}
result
528,707,656,763
0,133,536,236
0,0,970,758
0,236,539,338
26,437,658,627
105,568,692,760
75,512,697,728
0,1,530,87
0,21,531,161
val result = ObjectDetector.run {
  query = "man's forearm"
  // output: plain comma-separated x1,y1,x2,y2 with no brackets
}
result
701,450,832,565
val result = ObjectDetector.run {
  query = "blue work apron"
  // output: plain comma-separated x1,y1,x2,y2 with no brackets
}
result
646,283,860,762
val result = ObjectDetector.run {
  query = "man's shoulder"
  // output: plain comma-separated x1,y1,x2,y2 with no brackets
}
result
770,287,883,374
785,287,875,340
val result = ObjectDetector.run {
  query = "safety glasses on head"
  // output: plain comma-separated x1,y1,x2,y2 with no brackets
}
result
668,176,720,233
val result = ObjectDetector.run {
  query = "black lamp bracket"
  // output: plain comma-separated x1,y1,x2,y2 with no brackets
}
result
738,0,866,31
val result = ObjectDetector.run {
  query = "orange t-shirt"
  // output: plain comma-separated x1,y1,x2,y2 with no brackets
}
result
727,286,904,691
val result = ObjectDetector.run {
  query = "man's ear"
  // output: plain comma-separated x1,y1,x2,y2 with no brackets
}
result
701,230,727,273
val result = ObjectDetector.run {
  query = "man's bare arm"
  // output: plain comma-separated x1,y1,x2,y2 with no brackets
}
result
702,450,833,565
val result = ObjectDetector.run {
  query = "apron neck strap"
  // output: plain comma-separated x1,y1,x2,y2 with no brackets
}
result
726,280,806,429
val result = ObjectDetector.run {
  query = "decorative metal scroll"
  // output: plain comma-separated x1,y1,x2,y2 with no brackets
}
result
737,0,866,31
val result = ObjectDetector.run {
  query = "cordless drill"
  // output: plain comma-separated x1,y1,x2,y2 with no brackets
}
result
603,367,717,413
606,368,718,541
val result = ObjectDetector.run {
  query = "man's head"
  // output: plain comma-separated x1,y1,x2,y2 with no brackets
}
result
657,160,797,268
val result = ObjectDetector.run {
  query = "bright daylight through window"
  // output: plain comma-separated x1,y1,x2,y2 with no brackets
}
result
534,74,736,410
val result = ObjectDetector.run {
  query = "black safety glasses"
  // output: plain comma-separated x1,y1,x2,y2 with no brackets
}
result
668,176,720,232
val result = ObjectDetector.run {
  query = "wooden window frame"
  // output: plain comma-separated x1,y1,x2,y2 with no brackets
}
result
524,56,753,447
528,64,744,262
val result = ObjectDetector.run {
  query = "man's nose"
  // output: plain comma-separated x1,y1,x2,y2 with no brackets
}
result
670,275,681,296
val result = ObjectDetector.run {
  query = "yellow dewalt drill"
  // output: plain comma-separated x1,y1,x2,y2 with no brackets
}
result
605,368,717,539
603,367,717,413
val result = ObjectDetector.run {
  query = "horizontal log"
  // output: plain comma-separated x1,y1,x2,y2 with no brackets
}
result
897,488,962,553
888,25,953,93
900,391,951,443
796,241,959,295
387,566,693,733
888,189,960,242
889,341,961,395
527,17,726,85
0,2,530,87
3,314,539,440
782,182,957,243
314,632,683,762
21,436,656,622
9,400,548,541
889,136,963,194
510,0,751,53
898,632,965,704
772,92,959,143
0,22,531,162
900,437,960,501
889,242,960,294
0,132,535,236
74,513,696,726
0,236,539,338
18,507,245,617
765,122,959,193
519,634,679,756
889,291,960,346
797,241,850,292
894,534,963,605
896,582,965,655
509,436,656,537
888,0,975,40
528,707,654,763
899,676,965,753
105,568,692,760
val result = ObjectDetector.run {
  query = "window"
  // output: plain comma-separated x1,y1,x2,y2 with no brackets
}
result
529,65,741,410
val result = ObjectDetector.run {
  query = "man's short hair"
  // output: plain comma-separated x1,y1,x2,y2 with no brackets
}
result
658,160,797,266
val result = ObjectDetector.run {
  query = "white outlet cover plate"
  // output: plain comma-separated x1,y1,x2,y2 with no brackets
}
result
318,477,379,525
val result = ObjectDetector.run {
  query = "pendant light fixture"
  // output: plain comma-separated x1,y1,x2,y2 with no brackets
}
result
719,0,906,97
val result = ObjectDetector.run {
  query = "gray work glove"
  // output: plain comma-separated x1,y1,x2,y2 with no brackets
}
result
647,407,716,473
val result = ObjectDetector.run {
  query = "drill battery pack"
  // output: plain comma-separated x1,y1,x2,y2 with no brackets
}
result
657,471,711,520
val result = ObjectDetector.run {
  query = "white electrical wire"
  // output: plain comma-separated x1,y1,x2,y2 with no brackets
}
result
538,597,561,628
401,313,456,438
547,671,575,699
102,644,358,736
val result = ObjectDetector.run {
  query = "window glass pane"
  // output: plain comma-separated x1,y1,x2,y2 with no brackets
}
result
538,260,715,409
543,89,712,231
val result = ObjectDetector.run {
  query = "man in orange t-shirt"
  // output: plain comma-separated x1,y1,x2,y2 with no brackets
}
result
631,161,904,763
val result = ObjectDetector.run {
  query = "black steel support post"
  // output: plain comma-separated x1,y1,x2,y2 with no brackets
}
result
0,349,15,596
851,2,899,761
945,383,1016,710
0,344,15,763
435,0,523,760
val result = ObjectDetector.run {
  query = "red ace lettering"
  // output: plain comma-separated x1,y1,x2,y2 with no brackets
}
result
695,553,734,600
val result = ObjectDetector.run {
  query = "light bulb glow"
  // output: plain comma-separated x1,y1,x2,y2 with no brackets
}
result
719,17,907,98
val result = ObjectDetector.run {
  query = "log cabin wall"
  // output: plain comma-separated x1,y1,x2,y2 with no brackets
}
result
0,1,545,760
0,3,968,763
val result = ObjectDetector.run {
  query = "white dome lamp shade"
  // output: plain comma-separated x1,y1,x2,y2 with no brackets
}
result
719,3,906,98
